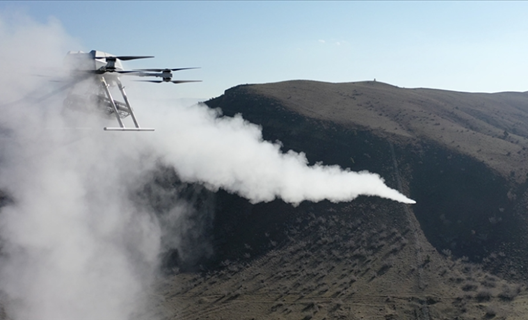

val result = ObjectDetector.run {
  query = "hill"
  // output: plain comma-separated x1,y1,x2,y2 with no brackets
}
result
3,80,527,319
147,80,528,319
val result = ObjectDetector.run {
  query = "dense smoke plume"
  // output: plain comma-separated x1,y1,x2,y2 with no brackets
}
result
0,14,164,320
138,102,415,205
0,12,413,320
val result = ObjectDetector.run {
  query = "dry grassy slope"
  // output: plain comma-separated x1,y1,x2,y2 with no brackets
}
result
156,199,526,320
250,80,528,182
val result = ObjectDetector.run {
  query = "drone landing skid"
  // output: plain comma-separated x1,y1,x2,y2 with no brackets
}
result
104,127,155,131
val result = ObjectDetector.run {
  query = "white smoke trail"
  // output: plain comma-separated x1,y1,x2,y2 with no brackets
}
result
0,10,414,320
136,102,415,205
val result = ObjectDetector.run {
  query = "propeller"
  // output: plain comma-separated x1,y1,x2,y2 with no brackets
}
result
99,56,154,61
116,70,142,74
132,67,199,72
136,80,202,84
117,68,199,75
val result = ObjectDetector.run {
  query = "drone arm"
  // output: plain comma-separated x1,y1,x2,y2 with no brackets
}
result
117,71,152,77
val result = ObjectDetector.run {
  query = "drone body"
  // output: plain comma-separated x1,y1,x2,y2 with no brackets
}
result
63,50,200,131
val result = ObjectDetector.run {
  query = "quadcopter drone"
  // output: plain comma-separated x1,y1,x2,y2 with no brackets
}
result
63,50,200,131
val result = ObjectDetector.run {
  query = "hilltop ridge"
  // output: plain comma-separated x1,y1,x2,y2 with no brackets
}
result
246,80,528,182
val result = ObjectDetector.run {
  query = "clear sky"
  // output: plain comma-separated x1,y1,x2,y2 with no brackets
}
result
2,1,528,100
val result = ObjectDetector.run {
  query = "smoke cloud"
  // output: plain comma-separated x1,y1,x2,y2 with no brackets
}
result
0,11,414,320
138,103,415,205
0,14,164,320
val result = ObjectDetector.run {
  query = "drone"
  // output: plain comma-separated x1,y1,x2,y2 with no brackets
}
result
63,50,200,131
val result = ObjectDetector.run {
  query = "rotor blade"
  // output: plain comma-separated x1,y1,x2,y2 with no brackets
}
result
134,79,201,84
171,80,202,84
2,71,94,107
135,80,163,83
32,74,67,82
132,68,164,72
113,56,154,61
171,67,200,71
133,67,200,72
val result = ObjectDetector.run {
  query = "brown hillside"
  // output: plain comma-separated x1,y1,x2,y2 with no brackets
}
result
3,81,528,320
142,80,528,320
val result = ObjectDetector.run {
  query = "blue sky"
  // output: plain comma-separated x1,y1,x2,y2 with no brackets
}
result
2,1,528,100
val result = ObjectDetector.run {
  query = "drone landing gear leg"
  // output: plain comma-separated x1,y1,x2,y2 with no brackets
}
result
100,77,125,128
101,78,154,132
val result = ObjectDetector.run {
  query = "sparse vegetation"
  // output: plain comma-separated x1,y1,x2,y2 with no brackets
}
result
475,288,492,301
485,304,498,317
461,282,478,292
498,284,521,301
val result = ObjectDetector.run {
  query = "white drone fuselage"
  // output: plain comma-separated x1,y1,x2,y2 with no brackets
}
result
65,50,124,83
